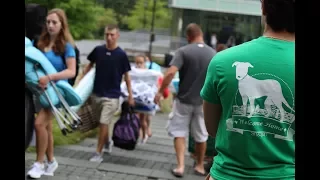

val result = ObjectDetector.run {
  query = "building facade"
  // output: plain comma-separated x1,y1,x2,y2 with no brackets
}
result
169,0,262,49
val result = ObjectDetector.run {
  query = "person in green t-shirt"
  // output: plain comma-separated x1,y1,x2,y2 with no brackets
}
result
200,0,295,179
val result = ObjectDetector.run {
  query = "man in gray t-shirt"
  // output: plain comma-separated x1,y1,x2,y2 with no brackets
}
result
154,23,216,177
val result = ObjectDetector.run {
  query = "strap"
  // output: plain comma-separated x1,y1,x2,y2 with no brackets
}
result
61,54,66,65
148,61,153,69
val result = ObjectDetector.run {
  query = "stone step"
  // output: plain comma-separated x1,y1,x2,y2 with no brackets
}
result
25,153,203,180
147,133,174,140
148,129,169,136
80,138,190,156
150,120,168,126
54,144,194,167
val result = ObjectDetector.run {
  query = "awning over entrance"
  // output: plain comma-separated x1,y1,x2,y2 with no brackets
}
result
169,0,262,16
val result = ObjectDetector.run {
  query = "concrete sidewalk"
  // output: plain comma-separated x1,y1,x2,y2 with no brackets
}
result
25,113,207,180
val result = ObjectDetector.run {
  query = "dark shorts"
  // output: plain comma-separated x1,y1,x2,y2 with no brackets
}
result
33,95,42,113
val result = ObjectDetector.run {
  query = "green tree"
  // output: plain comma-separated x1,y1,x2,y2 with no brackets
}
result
57,0,108,39
26,0,117,39
99,0,137,30
94,8,118,38
126,0,172,30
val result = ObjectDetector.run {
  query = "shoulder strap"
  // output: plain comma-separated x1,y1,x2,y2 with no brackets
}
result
148,61,153,69
61,54,66,65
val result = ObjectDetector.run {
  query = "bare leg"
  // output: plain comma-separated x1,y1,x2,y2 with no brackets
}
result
147,115,152,137
194,141,206,174
140,114,148,139
137,113,143,139
96,124,109,153
35,109,51,163
46,115,54,162
174,137,185,173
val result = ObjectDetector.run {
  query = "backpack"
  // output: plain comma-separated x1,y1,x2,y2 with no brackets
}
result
32,37,80,86
62,47,80,86
112,101,140,150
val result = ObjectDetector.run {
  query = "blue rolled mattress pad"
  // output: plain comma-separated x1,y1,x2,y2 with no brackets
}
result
71,67,96,112
170,78,179,94
25,37,81,108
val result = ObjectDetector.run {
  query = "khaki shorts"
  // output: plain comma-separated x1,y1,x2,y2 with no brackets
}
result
92,95,120,125
167,99,208,142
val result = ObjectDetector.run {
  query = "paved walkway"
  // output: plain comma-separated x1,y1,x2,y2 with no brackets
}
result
25,113,207,180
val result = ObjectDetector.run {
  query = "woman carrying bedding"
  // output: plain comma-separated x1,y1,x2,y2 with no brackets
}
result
27,9,77,179
134,54,169,143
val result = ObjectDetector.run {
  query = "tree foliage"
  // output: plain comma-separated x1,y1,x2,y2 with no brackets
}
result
25,0,117,39
99,0,136,29
25,0,173,39
126,0,172,30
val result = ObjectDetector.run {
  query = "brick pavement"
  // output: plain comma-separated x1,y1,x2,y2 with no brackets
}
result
25,113,207,180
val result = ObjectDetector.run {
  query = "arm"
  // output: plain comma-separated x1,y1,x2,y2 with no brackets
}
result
48,43,76,81
158,49,183,94
83,62,94,75
123,54,133,99
200,57,222,137
124,72,133,99
203,101,222,137
158,66,178,94
80,47,97,78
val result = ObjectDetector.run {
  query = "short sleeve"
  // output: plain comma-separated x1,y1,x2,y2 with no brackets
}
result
87,47,97,63
200,56,221,104
169,48,184,69
122,53,131,74
64,43,76,60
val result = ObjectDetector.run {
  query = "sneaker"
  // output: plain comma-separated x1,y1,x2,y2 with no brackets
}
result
141,135,149,144
89,152,103,163
44,158,58,176
27,162,45,179
105,140,114,153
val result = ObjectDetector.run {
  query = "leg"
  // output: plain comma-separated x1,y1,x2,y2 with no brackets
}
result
139,113,146,137
264,98,273,117
174,137,186,174
147,115,152,137
167,99,192,177
248,97,256,117
98,98,119,153
27,108,52,178
191,105,209,175
241,95,248,115
137,113,143,139
140,114,149,144
35,109,52,163
90,97,119,162
44,116,59,176
97,123,108,153
46,120,54,162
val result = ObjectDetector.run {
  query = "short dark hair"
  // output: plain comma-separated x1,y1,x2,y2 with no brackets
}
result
185,23,203,39
105,24,119,31
263,0,295,33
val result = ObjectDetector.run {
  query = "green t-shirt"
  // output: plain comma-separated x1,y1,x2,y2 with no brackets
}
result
200,37,295,180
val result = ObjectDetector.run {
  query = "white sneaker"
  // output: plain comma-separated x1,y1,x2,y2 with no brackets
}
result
44,158,58,176
105,140,114,153
141,135,149,144
89,152,103,163
27,162,45,179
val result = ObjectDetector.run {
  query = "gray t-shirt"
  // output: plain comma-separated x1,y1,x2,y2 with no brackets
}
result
170,43,216,105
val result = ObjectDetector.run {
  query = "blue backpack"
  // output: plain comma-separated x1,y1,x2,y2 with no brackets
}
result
112,102,140,150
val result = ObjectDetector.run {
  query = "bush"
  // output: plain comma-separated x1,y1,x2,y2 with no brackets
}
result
26,120,97,152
